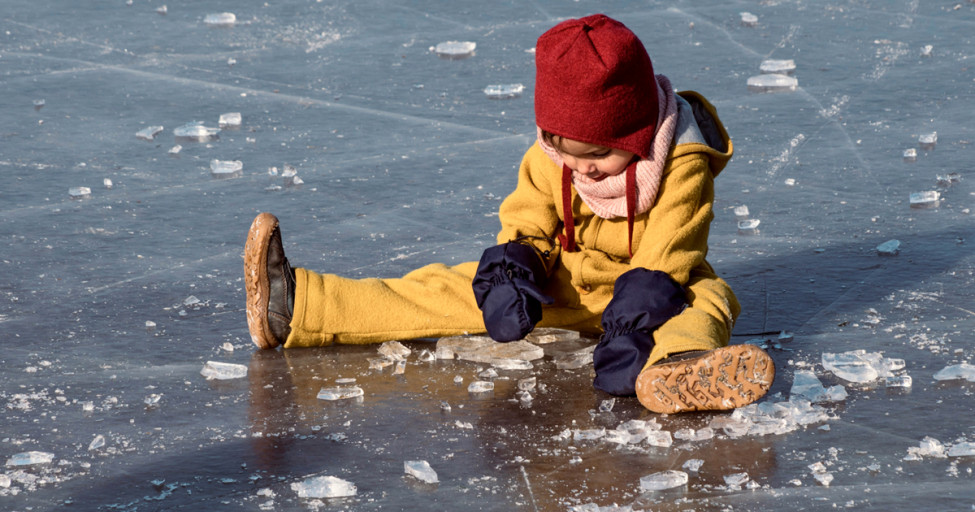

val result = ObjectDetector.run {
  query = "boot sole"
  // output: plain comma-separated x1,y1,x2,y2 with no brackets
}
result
635,344,775,414
244,212,280,350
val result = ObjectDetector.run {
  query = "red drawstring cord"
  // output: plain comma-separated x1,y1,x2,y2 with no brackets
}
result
558,160,639,257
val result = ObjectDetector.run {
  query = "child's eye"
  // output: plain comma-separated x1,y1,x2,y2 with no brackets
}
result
590,150,610,158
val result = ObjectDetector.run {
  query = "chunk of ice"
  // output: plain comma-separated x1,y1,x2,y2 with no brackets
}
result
885,375,912,388
6,451,55,467
201,361,247,380
573,428,606,441
822,350,895,383
489,358,533,370
733,205,750,219
378,340,411,360
168,144,182,155
218,112,241,128
525,328,582,344
317,386,364,400
646,430,673,447
903,148,917,162
723,472,750,488
791,370,848,403
876,239,901,256
103,178,113,189
933,363,975,382
598,398,615,412
69,187,91,199
483,84,525,99
759,59,796,74
436,335,543,363
432,41,476,59
554,345,595,369
156,5,167,15
683,459,704,472
517,377,536,391
210,159,243,179
174,121,220,142
948,441,975,457
404,460,438,484
907,436,946,459
639,470,688,492
204,12,236,28
737,218,760,235
136,125,164,141
467,380,494,394
740,12,758,26
909,190,939,209
291,475,356,498
89,434,106,451
921,44,933,57
918,131,937,150
812,471,833,486
33,98,45,110
747,73,797,93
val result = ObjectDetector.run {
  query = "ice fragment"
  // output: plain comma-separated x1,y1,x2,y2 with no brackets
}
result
646,430,673,447
948,442,975,457
573,429,605,442
490,358,533,370
33,98,45,110
554,345,595,369
639,470,688,492
737,218,760,235
723,472,750,488
885,375,912,388
218,112,242,128
791,370,847,403
682,459,704,472
909,191,939,209
933,363,975,382
526,328,581,344
918,131,937,150
317,386,364,400
88,435,106,451
378,340,411,360
69,187,91,199
598,398,615,412
740,12,758,26
903,148,917,162
156,5,167,15
432,41,476,59
468,380,494,393
103,178,113,189
210,159,243,179
136,126,164,141
291,475,356,498
6,451,54,467
436,335,543,363
876,239,901,256
483,84,525,99
404,460,439,484
204,12,236,28
747,74,797,93
174,121,220,142
201,361,248,380
168,145,182,155
821,350,903,383
759,59,796,74
733,205,750,219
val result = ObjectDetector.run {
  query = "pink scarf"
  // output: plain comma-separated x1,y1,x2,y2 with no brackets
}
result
537,74,678,255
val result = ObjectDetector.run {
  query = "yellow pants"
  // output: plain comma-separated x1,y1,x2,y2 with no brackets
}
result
282,260,739,369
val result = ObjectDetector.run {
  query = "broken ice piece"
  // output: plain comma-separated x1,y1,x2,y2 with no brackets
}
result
733,205,750,219
724,472,750,488
168,145,182,156
683,459,704,472
174,121,220,142
33,98,45,110
526,327,581,344
394,360,406,375
204,12,236,28
936,172,962,186
6,451,55,467
791,370,847,403
103,178,113,189
885,375,912,388
468,380,494,394
201,361,248,380
156,5,167,15
69,187,92,199
903,148,917,162
573,428,606,441
876,239,901,256
737,218,760,235
933,363,975,382
210,159,243,179
909,190,939,209
417,349,436,362
921,44,933,57
646,430,673,447
759,59,796,75
88,434,106,451
640,470,688,492
948,441,975,457
598,398,615,412
740,12,758,27
812,471,833,486
404,460,439,484
218,112,241,128
822,350,879,383
145,320,156,329
317,386,364,400
436,336,543,363
144,394,162,406
136,125,164,141
918,131,937,150
747,74,797,93
432,41,476,59
489,358,532,370
291,475,356,499
517,377,536,391
378,340,411,360
483,84,525,99
554,345,595,369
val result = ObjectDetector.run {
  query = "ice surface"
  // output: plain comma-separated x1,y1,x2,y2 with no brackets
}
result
933,363,975,382
291,475,356,499
747,74,797,92
200,361,247,380
404,460,438,484
4,1,975,510
639,470,688,492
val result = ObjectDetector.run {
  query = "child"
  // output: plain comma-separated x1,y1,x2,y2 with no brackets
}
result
244,14,774,414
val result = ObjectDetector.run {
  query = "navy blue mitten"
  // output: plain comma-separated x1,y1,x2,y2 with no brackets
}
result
593,268,688,396
472,242,554,342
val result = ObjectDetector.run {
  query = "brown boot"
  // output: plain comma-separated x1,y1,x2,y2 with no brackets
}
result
244,213,295,349
635,344,775,414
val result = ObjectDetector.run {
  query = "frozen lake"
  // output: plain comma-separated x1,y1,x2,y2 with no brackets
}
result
2,1,974,510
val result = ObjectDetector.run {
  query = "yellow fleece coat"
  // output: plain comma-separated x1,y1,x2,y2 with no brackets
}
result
285,91,738,370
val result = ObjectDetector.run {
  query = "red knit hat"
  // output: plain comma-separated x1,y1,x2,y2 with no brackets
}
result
535,14,659,159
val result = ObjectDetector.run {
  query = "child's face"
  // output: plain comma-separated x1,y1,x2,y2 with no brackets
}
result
552,137,635,181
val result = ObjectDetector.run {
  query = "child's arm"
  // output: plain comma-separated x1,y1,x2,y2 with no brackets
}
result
494,144,562,272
